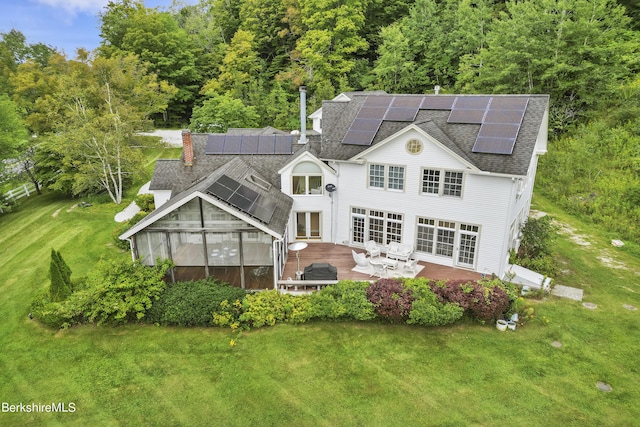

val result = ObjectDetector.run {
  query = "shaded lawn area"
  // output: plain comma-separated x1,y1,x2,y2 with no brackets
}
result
0,192,639,426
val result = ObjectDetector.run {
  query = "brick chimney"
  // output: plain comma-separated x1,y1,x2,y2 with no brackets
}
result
182,129,194,166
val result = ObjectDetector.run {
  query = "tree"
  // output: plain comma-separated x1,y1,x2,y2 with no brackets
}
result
371,23,417,92
38,54,176,203
190,94,259,133
457,0,638,131
99,0,201,124
49,249,72,302
0,94,28,160
295,0,369,88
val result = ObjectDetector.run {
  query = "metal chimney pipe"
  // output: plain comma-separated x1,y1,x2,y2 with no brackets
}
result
299,86,308,144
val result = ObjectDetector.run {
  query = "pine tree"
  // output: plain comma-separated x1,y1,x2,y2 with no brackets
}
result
49,249,72,302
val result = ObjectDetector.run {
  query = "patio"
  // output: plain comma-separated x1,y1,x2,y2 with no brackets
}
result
281,243,482,283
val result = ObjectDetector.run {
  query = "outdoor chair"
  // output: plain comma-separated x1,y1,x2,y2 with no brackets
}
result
369,259,386,278
386,242,413,262
403,258,418,275
352,250,369,268
365,240,381,258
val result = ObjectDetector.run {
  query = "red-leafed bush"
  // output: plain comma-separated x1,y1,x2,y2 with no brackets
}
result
366,278,414,322
430,279,510,321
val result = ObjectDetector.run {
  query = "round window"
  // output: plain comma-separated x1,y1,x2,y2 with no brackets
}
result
406,139,423,154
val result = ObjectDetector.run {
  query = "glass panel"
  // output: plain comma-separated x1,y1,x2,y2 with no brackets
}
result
308,176,323,194
245,266,273,290
154,198,202,228
369,164,385,188
422,169,440,194
202,201,245,229
443,172,463,197
296,212,307,238
458,233,477,266
386,213,403,244
292,176,306,195
436,228,455,257
206,232,240,266
368,211,384,244
310,212,321,237
136,231,168,265
293,161,321,173
416,223,434,253
170,231,205,266
352,213,365,244
387,166,405,190
207,266,242,288
242,231,272,265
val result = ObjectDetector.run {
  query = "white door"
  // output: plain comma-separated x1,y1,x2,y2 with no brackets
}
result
456,224,479,268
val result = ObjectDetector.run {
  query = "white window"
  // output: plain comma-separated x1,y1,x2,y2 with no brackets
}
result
292,161,323,195
351,207,403,245
369,164,405,191
421,169,464,197
416,217,479,264
296,212,321,239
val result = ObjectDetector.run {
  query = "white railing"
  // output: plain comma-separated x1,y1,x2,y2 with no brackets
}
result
0,183,37,212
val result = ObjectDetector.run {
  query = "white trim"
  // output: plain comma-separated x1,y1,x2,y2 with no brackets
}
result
277,150,337,175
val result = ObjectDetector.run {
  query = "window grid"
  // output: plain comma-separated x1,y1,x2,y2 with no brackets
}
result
386,213,403,244
369,164,385,188
351,207,403,245
387,166,405,190
351,208,366,243
421,169,440,194
443,171,463,197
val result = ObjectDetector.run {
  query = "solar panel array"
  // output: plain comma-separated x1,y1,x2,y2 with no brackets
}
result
206,134,293,155
206,175,277,224
342,94,530,155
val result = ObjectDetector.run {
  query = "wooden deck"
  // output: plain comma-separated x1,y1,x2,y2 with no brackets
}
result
282,243,482,282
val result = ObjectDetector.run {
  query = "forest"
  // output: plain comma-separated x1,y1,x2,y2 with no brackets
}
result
1,0,639,244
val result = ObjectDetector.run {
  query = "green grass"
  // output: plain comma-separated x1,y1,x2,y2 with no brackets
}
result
1,190,639,426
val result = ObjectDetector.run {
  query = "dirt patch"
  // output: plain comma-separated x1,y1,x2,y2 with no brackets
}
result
52,208,62,218
66,204,78,213
554,221,591,246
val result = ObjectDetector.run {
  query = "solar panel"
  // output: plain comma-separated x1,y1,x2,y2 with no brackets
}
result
478,123,520,139
483,109,525,124
257,135,276,154
448,109,485,124
248,197,277,223
420,96,456,110
472,136,517,155
343,130,378,145
206,174,276,223
205,134,223,154
240,135,260,154
384,107,419,122
452,96,491,110
357,107,388,120
489,96,529,110
363,96,394,108
350,118,383,131
274,135,293,154
222,135,242,154
391,96,423,108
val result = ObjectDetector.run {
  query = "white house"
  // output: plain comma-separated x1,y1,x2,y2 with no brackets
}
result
120,91,549,288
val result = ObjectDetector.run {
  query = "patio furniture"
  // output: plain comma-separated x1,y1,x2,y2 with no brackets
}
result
403,258,418,275
386,242,413,262
369,260,386,278
303,263,337,280
352,250,369,268
365,240,381,258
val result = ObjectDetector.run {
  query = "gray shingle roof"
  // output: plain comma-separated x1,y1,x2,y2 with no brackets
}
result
319,93,549,176
124,157,293,239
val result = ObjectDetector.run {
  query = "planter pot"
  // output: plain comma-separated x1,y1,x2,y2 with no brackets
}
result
496,319,508,331
507,321,517,331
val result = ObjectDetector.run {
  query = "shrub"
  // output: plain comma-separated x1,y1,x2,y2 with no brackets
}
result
430,279,510,322
49,249,72,302
365,278,414,322
308,281,376,321
239,290,311,328
403,278,464,326
112,211,150,251
134,194,155,212
146,279,246,327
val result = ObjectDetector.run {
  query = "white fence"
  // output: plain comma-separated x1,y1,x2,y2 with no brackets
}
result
0,183,37,213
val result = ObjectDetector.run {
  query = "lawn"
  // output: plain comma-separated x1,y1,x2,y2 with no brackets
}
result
1,187,639,426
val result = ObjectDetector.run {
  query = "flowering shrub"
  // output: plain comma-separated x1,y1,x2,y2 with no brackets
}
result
365,278,414,322
403,278,464,326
